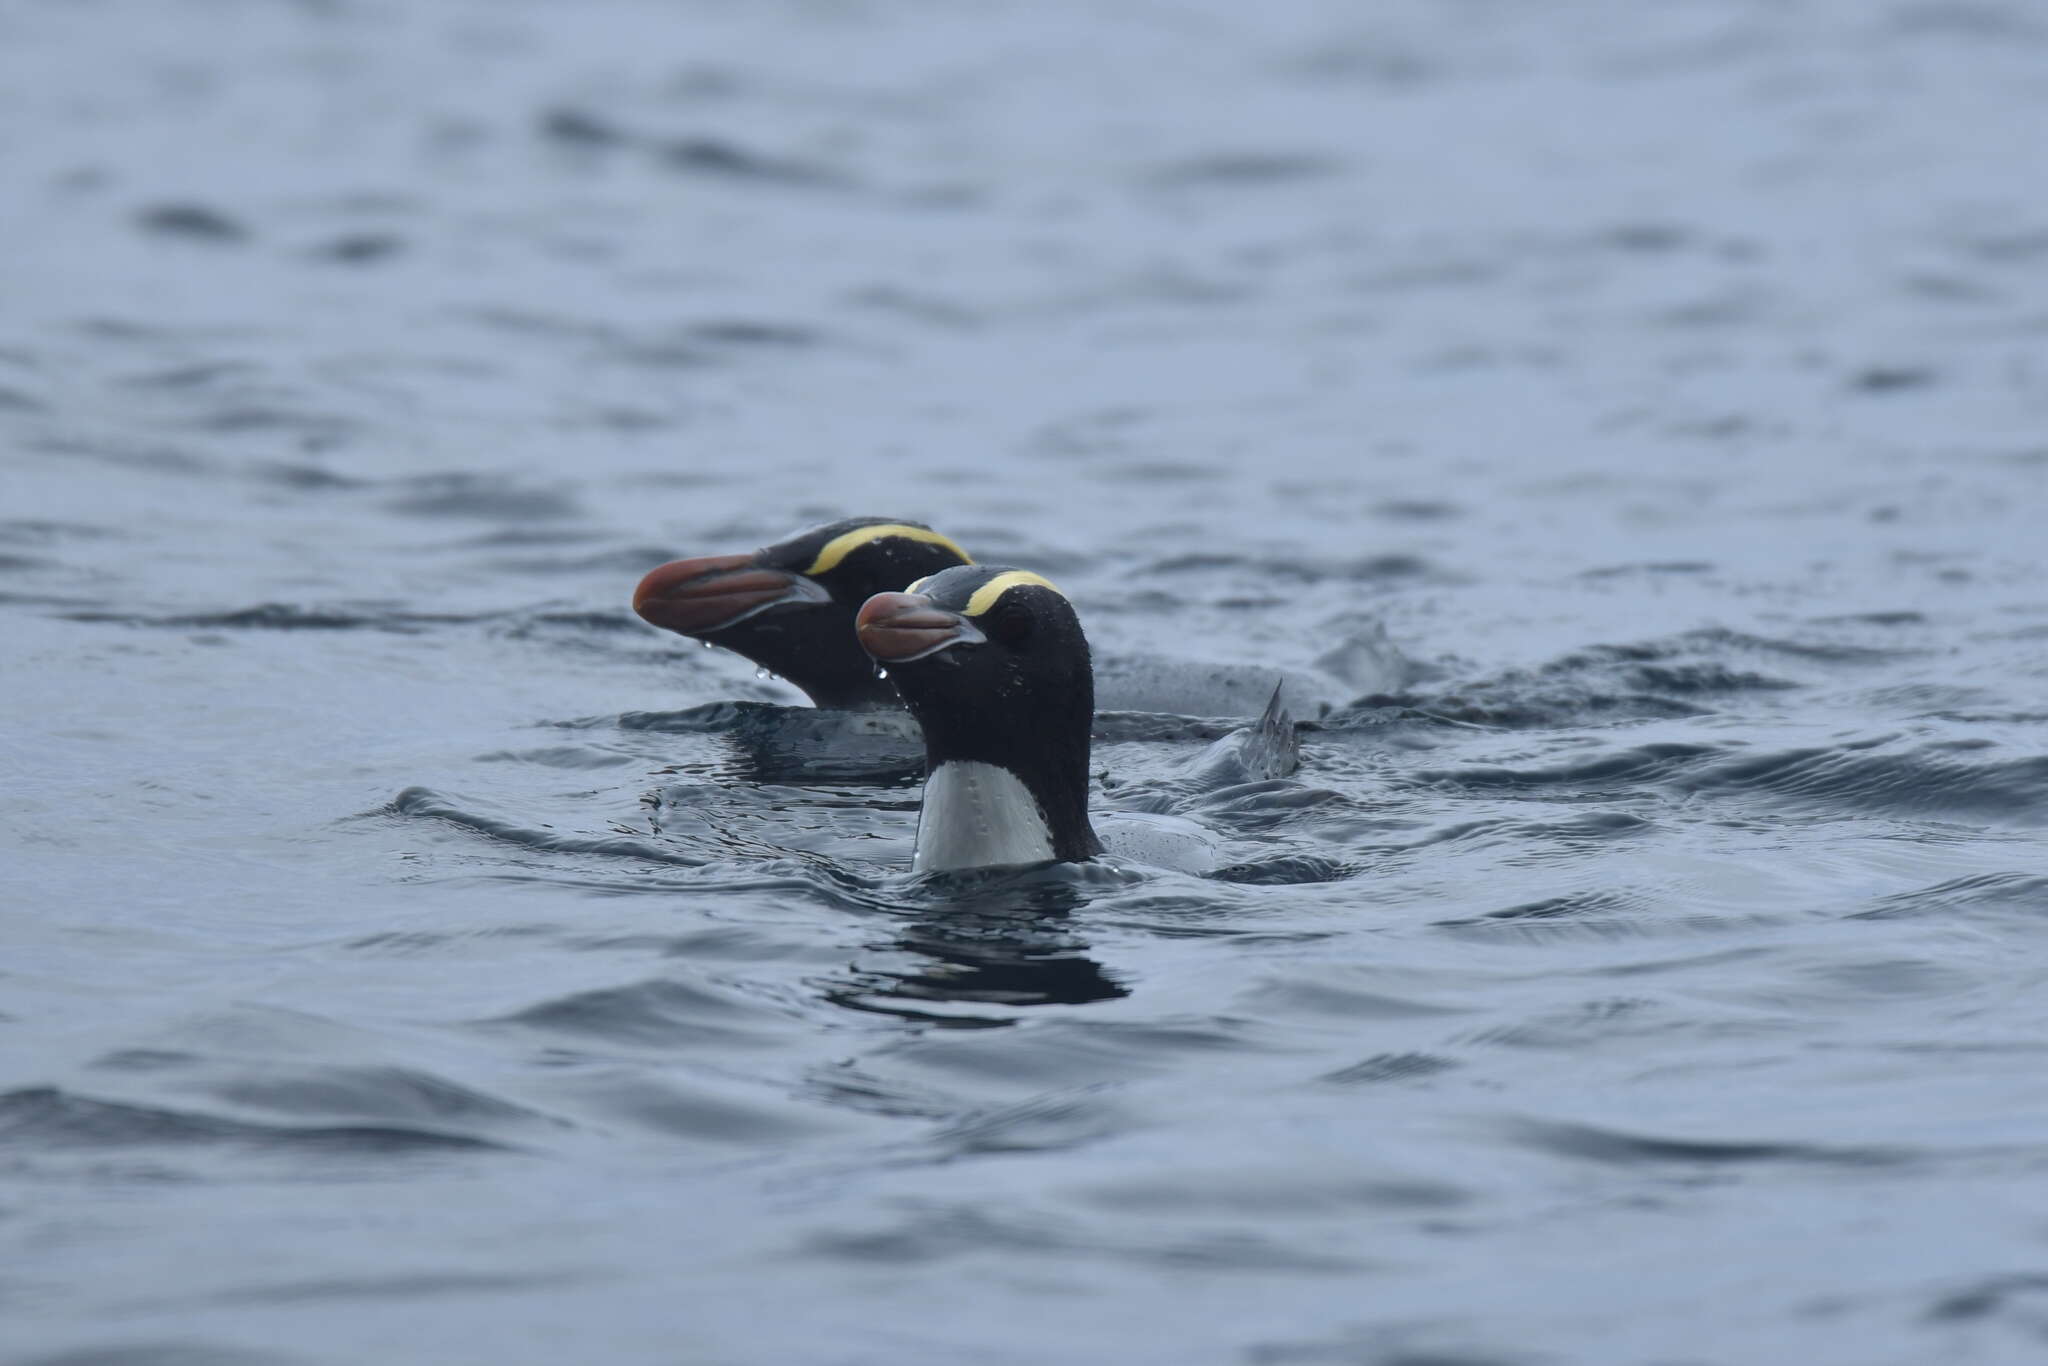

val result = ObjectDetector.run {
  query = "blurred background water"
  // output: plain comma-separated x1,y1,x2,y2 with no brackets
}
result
5,1,2048,1362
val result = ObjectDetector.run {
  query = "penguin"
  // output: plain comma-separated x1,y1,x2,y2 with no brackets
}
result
855,564,1304,874
855,565,1099,872
633,518,971,709
636,518,1390,718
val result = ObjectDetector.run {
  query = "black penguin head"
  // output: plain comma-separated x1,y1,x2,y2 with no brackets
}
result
633,517,972,708
855,564,1099,861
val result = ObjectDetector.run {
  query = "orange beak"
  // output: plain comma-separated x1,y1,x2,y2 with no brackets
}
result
633,554,830,635
856,591,986,662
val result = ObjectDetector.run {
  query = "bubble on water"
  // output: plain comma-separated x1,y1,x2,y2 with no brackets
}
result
756,667,778,681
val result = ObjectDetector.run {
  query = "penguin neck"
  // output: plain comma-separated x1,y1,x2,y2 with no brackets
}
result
799,671,903,711
720,611,902,710
911,747,1099,873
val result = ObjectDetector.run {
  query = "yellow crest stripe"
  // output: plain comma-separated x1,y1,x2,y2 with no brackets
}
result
804,524,971,577
964,571,1063,617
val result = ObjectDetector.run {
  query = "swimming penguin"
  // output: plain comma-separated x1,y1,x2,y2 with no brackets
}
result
636,518,1394,718
856,566,1100,871
633,518,971,710
855,564,1303,873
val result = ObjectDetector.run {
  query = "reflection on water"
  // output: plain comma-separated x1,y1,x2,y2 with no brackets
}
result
829,875,1131,1025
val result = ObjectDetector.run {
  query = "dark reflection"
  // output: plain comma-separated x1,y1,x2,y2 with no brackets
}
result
717,711,923,785
619,701,925,784
824,872,1130,1027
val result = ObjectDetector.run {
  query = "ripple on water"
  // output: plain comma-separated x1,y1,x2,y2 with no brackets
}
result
1409,734,2048,826
0,519,125,544
924,1089,1139,1157
1243,1325,1540,1366
135,202,251,243
1395,811,1656,854
1502,1116,1909,1169
0,1087,508,1161
1450,993,1791,1053
1675,743,2048,824
472,744,639,770
1184,780,1347,834
569,923,851,965
880,1015,1285,1097
801,1199,1367,1274
487,976,806,1052
1238,966,1478,1021
1850,871,2048,921
11,1346,303,1366
28,432,212,476
1436,887,1649,931
1208,852,1356,885
198,1066,549,1136
1319,1052,1464,1085
385,473,583,521
1412,741,1724,795
1924,1272,2048,1334
654,134,857,190
1075,1164,1470,1217
1330,622,1935,732
60,603,481,633
382,785,707,868
543,1069,848,1147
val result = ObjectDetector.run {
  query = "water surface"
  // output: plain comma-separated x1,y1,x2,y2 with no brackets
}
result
6,2,2048,1363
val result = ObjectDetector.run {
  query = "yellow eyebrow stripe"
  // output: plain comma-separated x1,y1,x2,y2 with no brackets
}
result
964,570,1063,617
804,524,971,577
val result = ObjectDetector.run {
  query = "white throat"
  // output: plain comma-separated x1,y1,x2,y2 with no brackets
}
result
912,760,1057,873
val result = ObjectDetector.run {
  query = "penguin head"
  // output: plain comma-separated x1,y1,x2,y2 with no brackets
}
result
633,517,971,708
857,564,1098,861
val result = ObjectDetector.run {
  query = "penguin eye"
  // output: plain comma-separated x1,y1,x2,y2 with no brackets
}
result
990,600,1034,647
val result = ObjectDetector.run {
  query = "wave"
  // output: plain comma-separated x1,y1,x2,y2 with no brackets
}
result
380,786,707,868
1503,1116,1908,1168
0,1087,507,1155
1409,737,2048,825
1325,623,1940,731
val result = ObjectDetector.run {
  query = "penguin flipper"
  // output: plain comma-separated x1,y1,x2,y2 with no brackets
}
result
1238,682,1302,782
1175,683,1300,788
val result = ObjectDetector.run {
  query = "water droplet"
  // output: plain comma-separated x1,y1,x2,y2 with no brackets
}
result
700,639,713,649
875,667,889,680
754,667,778,681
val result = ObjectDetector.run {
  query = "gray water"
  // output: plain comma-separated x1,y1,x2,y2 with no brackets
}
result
6,2,2048,1362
